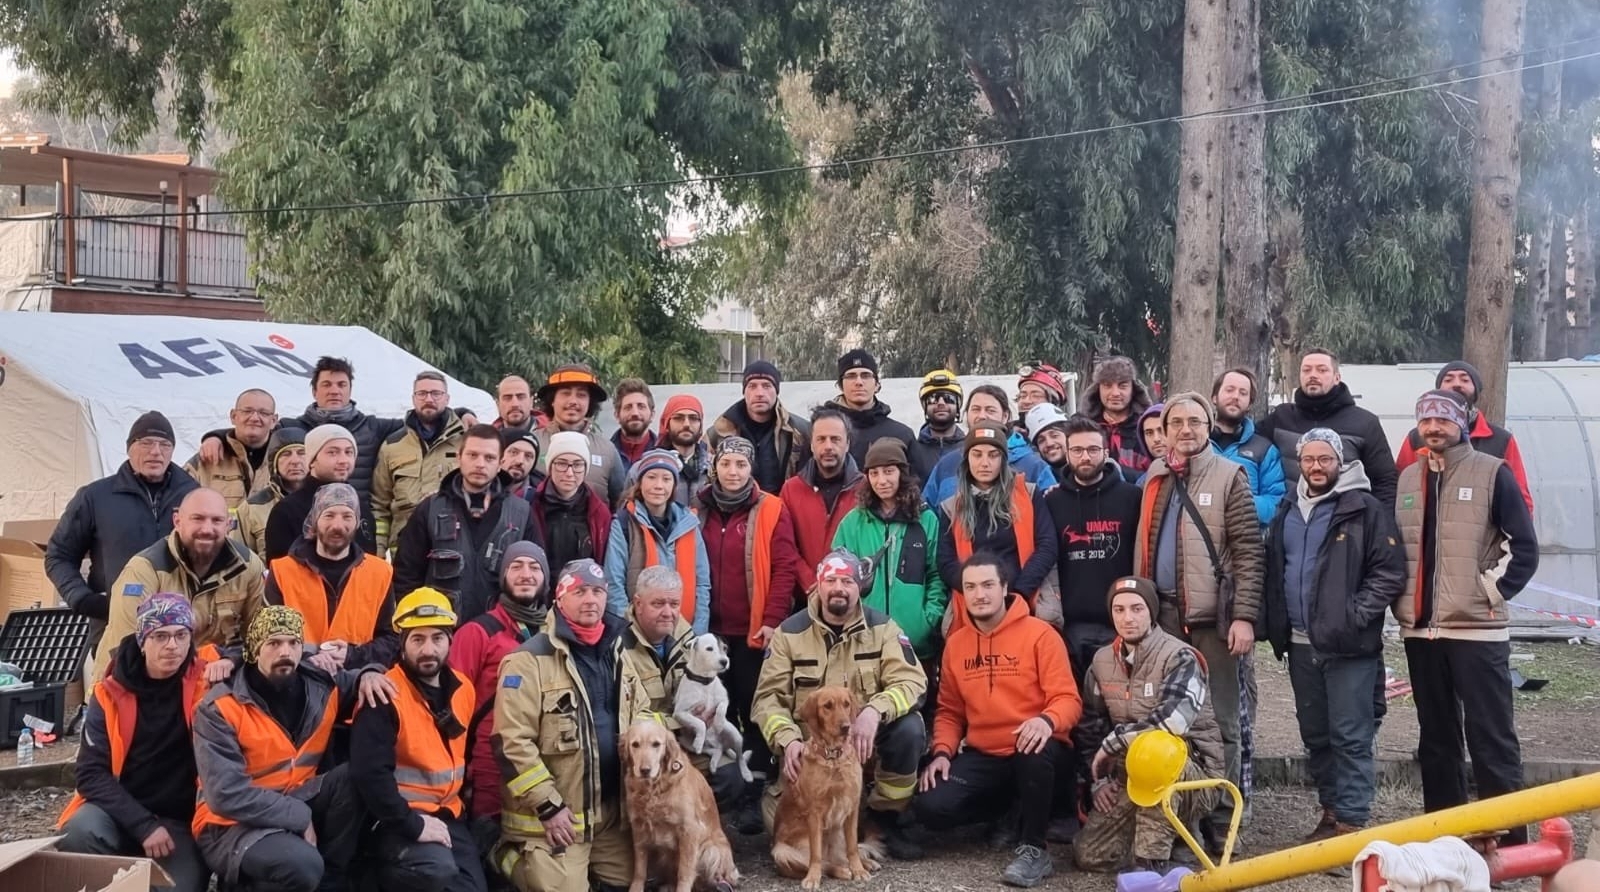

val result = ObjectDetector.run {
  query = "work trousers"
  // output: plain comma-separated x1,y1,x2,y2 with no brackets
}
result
1074,759,1219,869
369,816,487,892
1404,636,1526,844
497,811,632,892
762,714,927,830
1188,627,1243,825
60,803,210,892
723,638,773,774
1288,644,1380,825
1062,622,1116,815
226,764,365,892
913,740,1065,848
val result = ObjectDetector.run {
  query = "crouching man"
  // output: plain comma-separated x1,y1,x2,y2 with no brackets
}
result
351,589,487,892
57,593,211,892
192,606,394,892
493,560,651,892
1073,577,1226,874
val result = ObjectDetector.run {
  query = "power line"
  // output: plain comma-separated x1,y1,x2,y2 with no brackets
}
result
9,36,1600,226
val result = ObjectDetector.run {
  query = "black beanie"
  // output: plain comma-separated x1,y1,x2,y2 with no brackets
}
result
127,411,176,446
837,348,879,383
742,360,782,392
1435,361,1483,406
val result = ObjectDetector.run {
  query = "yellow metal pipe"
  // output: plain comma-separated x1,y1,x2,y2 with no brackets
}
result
1179,771,1600,891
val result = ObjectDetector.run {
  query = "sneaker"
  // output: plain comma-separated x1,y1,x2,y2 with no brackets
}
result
1304,808,1338,842
1001,845,1054,888
868,809,924,861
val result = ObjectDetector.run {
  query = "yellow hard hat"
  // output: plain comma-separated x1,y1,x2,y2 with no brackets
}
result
919,369,963,402
394,588,458,632
1125,729,1188,807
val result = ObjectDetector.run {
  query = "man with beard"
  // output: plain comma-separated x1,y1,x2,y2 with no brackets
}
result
708,360,810,494
753,550,929,859
57,594,211,892
1015,361,1070,419
373,371,469,551
265,425,360,561
1259,349,1397,508
494,375,538,433
658,393,711,507
1076,356,1153,482
535,364,627,508
394,425,536,624
98,488,266,681
1395,360,1532,512
828,348,916,467
184,389,278,512
236,428,308,559
266,483,399,674
780,408,865,599
192,606,395,892
351,589,486,892
1210,368,1286,525
528,432,612,575
500,429,545,499
1263,430,1405,840
1072,578,1225,874
449,542,551,830
1395,390,1538,844
909,369,965,481
1025,403,1073,484
609,378,657,470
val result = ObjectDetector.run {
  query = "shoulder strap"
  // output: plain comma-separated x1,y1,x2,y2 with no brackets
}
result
1170,475,1225,583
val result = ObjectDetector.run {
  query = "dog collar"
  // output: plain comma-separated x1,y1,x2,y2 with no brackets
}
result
819,745,848,761
683,669,717,685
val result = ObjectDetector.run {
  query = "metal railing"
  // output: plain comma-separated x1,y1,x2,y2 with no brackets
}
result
44,216,255,295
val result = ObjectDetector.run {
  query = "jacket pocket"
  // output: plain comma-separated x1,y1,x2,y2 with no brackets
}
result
392,464,422,512
539,692,582,754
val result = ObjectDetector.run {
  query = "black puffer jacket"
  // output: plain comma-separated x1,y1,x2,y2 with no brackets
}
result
288,403,406,517
1258,383,1398,507
827,398,916,468
45,463,200,620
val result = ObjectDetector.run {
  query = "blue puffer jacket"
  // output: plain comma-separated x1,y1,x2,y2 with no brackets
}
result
1212,416,1287,526
922,430,1057,504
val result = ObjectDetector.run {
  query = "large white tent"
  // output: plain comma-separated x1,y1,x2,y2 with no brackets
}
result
0,312,494,523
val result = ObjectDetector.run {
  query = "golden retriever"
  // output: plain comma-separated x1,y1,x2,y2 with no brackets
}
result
770,686,879,890
622,718,740,892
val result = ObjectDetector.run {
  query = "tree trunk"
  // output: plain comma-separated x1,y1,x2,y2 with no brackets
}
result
1461,0,1527,425
1527,61,1563,361
1547,214,1572,359
1169,0,1228,394
1221,0,1270,395
1573,202,1596,358
1266,202,1304,401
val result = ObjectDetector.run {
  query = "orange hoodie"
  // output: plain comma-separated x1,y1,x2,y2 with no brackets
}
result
932,594,1082,759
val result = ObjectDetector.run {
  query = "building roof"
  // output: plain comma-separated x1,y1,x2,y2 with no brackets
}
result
0,132,222,202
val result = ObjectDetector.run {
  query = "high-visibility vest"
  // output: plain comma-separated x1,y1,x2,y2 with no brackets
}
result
382,664,474,815
190,685,341,836
57,662,207,828
269,552,392,645
630,501,701,625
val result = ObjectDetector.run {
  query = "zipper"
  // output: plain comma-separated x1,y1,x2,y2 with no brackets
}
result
1427,466,1442,637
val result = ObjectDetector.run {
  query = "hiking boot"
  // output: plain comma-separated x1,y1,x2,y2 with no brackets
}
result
987,817,1020,851
1200,818,1242,859
1045,813,1079,844
732,788,764,836
1304,807,1338,842
868,809,924,861
1001,845,1054,888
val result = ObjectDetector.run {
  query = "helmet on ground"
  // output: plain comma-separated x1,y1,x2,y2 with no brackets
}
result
394,587,458,632
1125,729,1188,808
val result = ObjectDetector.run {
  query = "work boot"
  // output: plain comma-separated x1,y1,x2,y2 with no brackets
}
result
1045,812,1079,844
868,809,924,861
1304,807,1338,842
1001,845,1054,888
1200,817,1241,859
987,816,1020,851
732,786,764,836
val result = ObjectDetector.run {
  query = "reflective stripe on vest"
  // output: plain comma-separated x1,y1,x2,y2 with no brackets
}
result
632,502,700,625
191,685,341,837
269,553,393,645
947,475,1035,634
384,665,474,814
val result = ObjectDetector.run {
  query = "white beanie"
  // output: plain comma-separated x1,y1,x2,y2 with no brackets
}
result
547,430,590,466
305,424,356,463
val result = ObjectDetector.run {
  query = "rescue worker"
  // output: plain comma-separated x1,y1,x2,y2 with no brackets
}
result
609,378,658,470
909,369,965,481
1395,360,1533,512
500,430,544,500
265,424,360,561
373,370,469,551
1258,349,1397,507
828,348,916,466
1078,355,1154,482
57,593,211,892
708,360,811,495
191,606,394,892
183,389,279,512
351,589,486,892
535,364,627,507
493,560,651,892
493,375,537,433
1073,578,1226,874
603,449,711,632
98,488,266,682
1015,361,1070,418
657,394,711,508
780,407,864,599
265,482,399,672
236,428,308,559
753,549,929,860
528,432,612,575
923,386,1056,504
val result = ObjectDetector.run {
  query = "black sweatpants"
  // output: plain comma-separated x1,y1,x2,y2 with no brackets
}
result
914,740,1064,848
1403,637,1526,844
723,638,772,774
369,816,486,892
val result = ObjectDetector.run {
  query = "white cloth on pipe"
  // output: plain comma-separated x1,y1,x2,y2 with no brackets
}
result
1352,837,1490,892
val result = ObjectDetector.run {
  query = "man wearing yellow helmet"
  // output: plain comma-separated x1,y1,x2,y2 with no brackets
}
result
910,369,965,480
1072,577,1225,874
350,589,485,892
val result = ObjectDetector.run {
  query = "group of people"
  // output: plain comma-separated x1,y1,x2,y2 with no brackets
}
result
37,345,1541,890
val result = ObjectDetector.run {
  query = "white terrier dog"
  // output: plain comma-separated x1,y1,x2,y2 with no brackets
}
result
673,633,752,781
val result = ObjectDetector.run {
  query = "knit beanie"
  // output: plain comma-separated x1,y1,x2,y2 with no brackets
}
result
863,438,909,471
629,448,683,484
267,427,306,472
657,394,705,440
304,424,356,464
1107,576,1159,617
304,481,360,537
837,348,879,383
135,592,194,647
1092,355,1138,386
1296,427,1345,464
1415,389,1469,430
500,540,551,595
1160,392,1214,429
547,430,591,466
741,360,782,392
1435,360,1484,406
246,605,304,660
1024,403,1071,445
964,423,1010,458
127,410,176,446
501,428,540,458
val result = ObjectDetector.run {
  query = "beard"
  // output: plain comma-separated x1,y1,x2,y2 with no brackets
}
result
825,595,851,619
620,418,650,437
671,427,701,447
407,655,441,680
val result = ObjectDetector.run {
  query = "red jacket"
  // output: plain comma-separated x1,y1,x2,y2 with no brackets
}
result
698,489,801,638
1396,411,1533,513
447,602,539,819
779,462,863,597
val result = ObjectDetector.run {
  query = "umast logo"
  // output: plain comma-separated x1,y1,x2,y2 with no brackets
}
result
269,334,295,349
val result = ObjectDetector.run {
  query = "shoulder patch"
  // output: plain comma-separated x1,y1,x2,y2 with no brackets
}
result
898,632,918,666
502,675,522,689
778,612,813,634
122,583,145,597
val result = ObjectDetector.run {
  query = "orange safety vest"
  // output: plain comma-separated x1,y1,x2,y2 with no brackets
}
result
744,494,785,648
632,501,701,625
378,665,474,815
57,662,207,828
190,685,341,836
948,475,1036,635
269,552,393,646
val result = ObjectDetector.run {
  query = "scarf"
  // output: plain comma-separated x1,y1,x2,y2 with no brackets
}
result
559,604,605,646
501,596,548,633
302,402,361,426
711,479,756,514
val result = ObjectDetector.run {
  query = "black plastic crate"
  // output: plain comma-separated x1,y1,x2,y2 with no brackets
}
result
0,684,64,748
0,607,90,684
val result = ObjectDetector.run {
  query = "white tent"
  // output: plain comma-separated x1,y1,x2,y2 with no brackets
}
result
0,312,495,523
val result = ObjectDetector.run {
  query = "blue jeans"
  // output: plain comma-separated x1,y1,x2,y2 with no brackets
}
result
1288,644,1379,825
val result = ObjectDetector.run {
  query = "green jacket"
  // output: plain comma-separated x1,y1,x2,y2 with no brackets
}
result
831,504,947,656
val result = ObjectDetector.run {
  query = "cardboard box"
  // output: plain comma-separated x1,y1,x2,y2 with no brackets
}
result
1,520,59,548
0,836,173,891
0,538,60,622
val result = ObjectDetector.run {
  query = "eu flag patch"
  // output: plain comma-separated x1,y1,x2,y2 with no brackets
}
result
502,675,522,689
123,583,145,597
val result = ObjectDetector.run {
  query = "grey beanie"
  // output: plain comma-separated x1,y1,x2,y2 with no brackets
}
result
500,540,551,597
1296,427,1345,464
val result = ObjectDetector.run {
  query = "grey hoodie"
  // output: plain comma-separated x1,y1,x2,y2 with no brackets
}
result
1285,460,1372,638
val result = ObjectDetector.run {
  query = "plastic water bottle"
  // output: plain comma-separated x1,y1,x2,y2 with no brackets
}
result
16,728,33,766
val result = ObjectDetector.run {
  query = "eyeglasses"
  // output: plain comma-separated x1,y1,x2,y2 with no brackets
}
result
1166,419,1209,430
1067,446,1105,457
669,412,702,424
923,392,959,406
132,437,175,451
145,629,191,647
842,370,876,381
550,459,587,474
1300,456,1340,468
234,408,276,419
413,389,448,400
